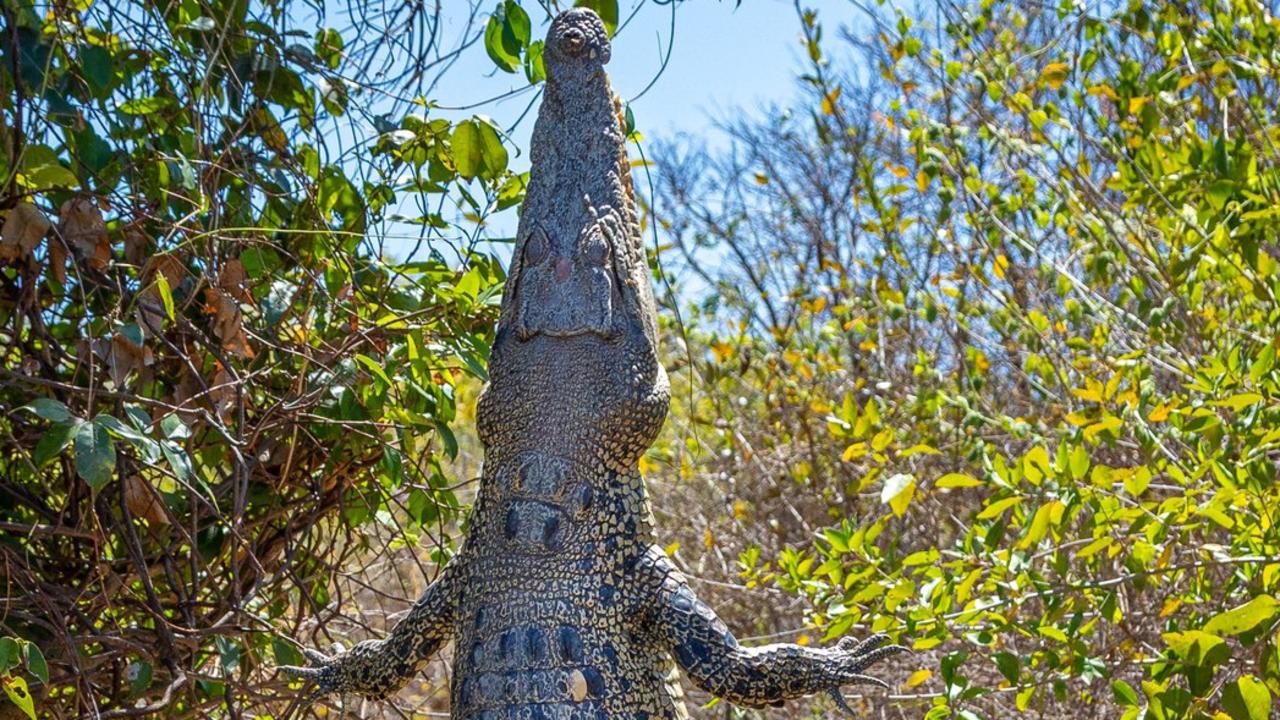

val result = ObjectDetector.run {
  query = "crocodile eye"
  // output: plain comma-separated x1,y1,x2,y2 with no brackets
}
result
581,231,609,267
524,228,548,266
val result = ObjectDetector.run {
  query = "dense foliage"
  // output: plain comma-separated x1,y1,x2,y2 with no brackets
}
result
0,0,553,716
648,0,1280,718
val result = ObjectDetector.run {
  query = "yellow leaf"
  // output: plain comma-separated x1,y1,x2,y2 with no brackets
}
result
1,676,35,720
821,86,842,115
881,473,916,518
1022,445,1052,485
841,442,868,461
1148,402,1174,422
912,636,942,650
1018,500,1063,549
936,472,982,489
903,669,932,689
703,529,715,549
993,254,1009,280
901,443,940,456
1084,415,1123,443
1041,62,1070,89
1159,597,1183,618
1077,536,1112,558
871,427,894,452
1212,392,1264,411
977,495,1022,520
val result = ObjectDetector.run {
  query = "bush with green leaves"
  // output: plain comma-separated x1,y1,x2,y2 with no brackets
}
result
0,0,627,717
649,1,1280,718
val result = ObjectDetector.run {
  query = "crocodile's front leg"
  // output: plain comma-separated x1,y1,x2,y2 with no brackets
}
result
280,560,459,699
631,546,906,712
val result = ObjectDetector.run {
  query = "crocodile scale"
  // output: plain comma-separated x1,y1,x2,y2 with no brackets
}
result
282,9,906,718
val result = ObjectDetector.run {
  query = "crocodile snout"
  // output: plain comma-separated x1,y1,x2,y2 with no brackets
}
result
547,7,610,67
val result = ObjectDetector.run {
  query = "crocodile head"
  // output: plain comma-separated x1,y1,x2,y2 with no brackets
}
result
504,8,638,343
479,8,668,466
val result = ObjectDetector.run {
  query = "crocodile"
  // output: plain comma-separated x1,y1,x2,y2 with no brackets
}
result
282,8,906,717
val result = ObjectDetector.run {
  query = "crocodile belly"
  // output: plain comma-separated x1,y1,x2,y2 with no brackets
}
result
453,605,674,720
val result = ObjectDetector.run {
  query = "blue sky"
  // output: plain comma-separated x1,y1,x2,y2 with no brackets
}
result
379,0,858,260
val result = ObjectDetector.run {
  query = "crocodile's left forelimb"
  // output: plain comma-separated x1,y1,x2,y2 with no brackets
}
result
630,546,906,712
279,559,459,699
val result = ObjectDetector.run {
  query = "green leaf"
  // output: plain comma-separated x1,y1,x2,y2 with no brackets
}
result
503,1,531,49
127,660,152,697
33,421,80,467
1250,344,1276,383
0,638,18,674
1112,679,1139,706
272,637,304,667
74,419,116,489
1,675,35,720
19,144,79,189
524,39,546,84
22,643,48,685
1068,444,1090,479
1222,675,1272,720
155,274,174,320
1162,629,1228,667
161,441,194,482
94,415,161,463
314,28,344,69
118,96,172,115
575,0,619,36
434,420,458,459
24,398,72,423
355,353,393,388
1203,595,1279,637
992,651,1019,683
81,45,114,97
484,7,520,73
450,118,508,181
1022,445,1052,484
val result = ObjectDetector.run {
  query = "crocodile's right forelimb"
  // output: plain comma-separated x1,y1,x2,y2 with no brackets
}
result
630,546,906,712
280,561,459,699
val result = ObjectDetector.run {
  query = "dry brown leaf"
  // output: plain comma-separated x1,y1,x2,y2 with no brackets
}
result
135,292,167,335
218,259,253,303
0,203,51,262
144,253,187,287
107,333,153,389
48,239,68,284
124,475,169,526
204,287,254,358
209,364,236,422
58,197,110,269
123,229,150,266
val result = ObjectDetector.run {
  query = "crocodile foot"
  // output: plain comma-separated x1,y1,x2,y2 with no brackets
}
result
278,640,398,700
823,633,909,715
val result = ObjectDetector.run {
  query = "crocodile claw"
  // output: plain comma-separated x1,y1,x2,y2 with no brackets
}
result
279,648,341,699
825,633,910,716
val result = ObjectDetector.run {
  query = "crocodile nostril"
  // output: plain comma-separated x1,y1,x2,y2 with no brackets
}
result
561,28,585,55
583,237,609,267
525,228,548,265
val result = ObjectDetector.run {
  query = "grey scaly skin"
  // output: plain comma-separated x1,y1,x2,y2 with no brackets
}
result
281,8,906,717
